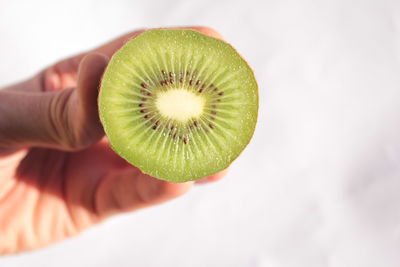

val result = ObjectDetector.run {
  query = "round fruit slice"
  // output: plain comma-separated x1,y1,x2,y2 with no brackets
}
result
99,29,258,182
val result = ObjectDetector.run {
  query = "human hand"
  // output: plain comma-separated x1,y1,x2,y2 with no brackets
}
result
0,27,227,254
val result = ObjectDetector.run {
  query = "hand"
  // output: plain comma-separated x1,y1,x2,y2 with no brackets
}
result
0,27,227,255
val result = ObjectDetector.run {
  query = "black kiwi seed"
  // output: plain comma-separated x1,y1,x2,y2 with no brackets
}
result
141,98,147,101
140,82,148,89
183,137,188,144
152,125,157,130
138,103,145,107
209,123,215,129
198,84,205,93
170,79,174,84
196,80,201,85
218,92,224,96
144,114,150,119
169,72,174,77
140,109,148,113
189,80,193,86
211,111,217,115
193,121,198,127
161,70,166,76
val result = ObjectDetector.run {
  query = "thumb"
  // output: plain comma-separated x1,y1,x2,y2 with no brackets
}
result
0,53,109,151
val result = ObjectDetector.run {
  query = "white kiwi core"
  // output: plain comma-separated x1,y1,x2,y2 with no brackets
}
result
155,89,205,122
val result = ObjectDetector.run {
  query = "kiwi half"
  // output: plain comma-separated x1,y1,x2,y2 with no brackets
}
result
99,29,258,182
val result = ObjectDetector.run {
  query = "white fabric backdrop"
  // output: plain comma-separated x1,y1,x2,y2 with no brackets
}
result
0,0,400,266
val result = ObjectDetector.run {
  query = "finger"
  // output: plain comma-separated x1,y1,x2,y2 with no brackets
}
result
0,53,108,151
195,169,229,184
95,168,194,218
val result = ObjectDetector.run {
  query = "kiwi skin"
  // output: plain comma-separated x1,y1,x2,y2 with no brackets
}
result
99,29,258,183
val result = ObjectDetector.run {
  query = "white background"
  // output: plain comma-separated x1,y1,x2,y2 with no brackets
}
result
1,0,400,266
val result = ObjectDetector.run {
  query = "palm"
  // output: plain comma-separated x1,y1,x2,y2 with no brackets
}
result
0,141,120,252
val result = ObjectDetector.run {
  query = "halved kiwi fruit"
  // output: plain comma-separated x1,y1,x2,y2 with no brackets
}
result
99,29,258,182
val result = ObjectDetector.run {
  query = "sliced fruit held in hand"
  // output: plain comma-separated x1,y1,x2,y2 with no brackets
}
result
99,29,258,182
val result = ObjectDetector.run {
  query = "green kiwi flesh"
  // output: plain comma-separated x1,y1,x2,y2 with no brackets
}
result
99,29,258,182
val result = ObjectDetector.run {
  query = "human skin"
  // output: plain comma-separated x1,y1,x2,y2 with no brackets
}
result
0,26,226,255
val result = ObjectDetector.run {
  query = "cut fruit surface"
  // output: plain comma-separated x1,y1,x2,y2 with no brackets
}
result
99,29,258,182
155,89,205,121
